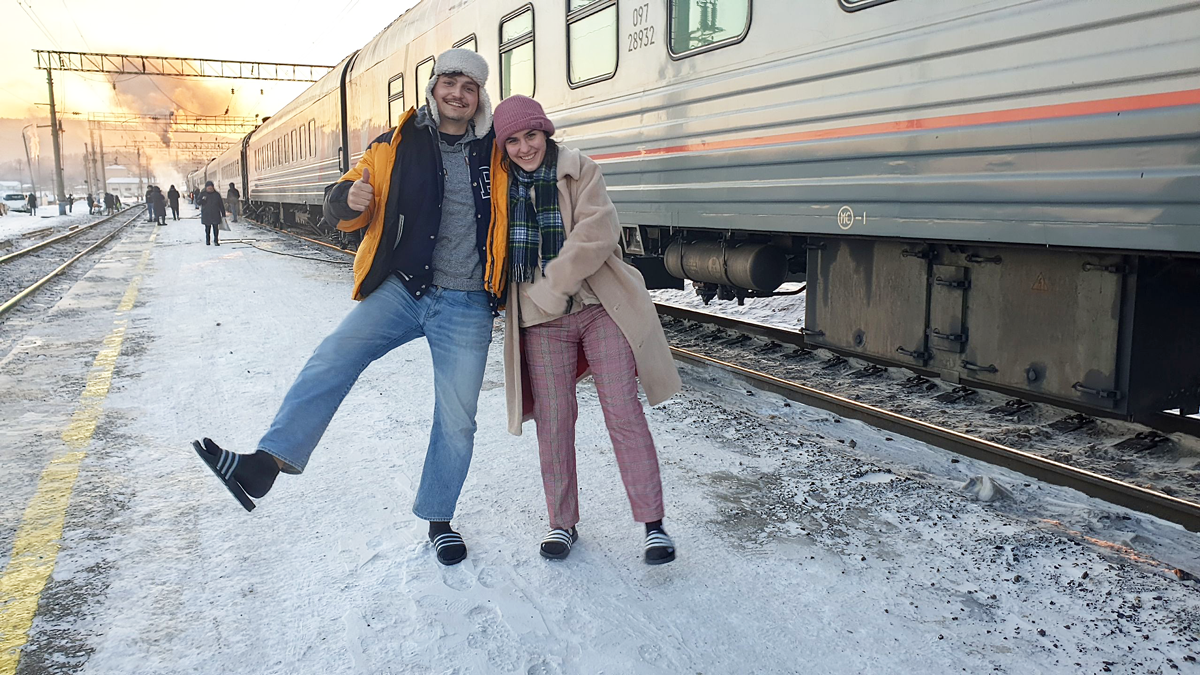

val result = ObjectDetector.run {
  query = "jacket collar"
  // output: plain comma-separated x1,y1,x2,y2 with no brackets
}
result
555,145,584,183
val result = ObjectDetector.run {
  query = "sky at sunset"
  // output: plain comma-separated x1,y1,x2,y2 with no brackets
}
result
1,0,420,186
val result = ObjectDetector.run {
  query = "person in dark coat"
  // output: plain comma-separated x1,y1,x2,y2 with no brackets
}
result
103,192,113,215
167,185,181,220
197,180,226,245
226,182,241,222
145,187,156,222
26,193,37,216
86,193,95,215
67,194,73,213
152,186,168,225
114,193,123,210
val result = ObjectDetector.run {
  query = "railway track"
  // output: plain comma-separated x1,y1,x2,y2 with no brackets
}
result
0,207,146,319
658,303,1200,533
232,220,1200,532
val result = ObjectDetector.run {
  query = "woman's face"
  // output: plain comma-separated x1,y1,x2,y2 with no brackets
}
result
505,129,547,172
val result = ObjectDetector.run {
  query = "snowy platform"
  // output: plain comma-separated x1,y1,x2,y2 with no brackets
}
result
1,206,1198,674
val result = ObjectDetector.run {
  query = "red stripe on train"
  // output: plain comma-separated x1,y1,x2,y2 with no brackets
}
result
589,88,1200,162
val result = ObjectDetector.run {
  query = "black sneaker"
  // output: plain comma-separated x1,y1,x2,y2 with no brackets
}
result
540,527,579,560
644,527,676,565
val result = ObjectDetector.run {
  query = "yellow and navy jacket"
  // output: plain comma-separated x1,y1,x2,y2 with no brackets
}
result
324,107,503,303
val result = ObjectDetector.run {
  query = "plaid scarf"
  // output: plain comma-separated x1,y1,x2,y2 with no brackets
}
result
508,160,564,284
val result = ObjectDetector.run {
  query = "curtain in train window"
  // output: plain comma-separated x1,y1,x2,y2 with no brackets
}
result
500,7,535,99
669,0,750,55
388,74,405,124
567,0,617,86
415,58,435,109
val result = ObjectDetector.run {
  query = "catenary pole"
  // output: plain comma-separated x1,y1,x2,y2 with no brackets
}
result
45,67,68,215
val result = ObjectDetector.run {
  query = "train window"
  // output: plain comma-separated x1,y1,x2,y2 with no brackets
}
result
291,130,297,163
500,5,535,99
415,57,435,109
668,0,752,58
567,0,617,87
388,74,405,124
309,120,316,156
454,35,477,52
839,0,899,10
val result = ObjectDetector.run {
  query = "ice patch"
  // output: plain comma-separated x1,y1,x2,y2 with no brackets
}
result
963,475,1012,502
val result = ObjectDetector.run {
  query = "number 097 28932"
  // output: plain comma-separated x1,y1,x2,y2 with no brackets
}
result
629,3,655,52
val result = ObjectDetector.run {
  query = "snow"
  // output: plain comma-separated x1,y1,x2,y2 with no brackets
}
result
652,282,807,330
1,209,1198,674
0,207,106,246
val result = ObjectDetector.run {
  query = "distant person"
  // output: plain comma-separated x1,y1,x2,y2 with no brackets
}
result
190,48,499,568
114,193,122,210
27,192,36,216
103,192,114,216
86,193,95,215
167,185,181,221
196,180,225,245
67,194,73,213
145,187,155,222
226,182,241,223
152,186,168,226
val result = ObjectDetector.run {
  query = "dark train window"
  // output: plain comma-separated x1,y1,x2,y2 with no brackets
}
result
454,35,477,52
415,57,435,109
568,0,617,87
500,5,535,99
388,74,405,124
839,0,899,11
668,0,752,58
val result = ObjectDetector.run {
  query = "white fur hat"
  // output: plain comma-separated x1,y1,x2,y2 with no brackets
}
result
425,48,493,136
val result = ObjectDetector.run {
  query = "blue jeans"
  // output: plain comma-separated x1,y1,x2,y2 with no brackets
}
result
257,276,495,521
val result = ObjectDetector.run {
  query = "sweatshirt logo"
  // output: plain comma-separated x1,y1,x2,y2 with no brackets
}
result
478,166,491,201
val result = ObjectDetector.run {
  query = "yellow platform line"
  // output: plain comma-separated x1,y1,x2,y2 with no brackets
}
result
0,234,152,674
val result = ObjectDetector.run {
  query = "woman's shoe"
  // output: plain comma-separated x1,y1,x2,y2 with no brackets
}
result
540,527,579,560
644,526,676,565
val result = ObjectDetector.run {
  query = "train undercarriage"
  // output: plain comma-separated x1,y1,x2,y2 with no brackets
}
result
625,225,1200,422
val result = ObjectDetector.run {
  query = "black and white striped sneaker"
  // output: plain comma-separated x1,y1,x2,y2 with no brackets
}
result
192,439,257,512
430,530,467,566
540,527,579,560
644,527,676,565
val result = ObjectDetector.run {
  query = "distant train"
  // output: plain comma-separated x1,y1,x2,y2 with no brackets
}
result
190,0,1200,420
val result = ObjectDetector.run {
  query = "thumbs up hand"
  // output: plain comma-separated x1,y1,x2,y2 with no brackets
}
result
346,167,374,212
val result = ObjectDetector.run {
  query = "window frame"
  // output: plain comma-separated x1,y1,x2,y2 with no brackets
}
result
387,73,405,124
309,120,316,157
666,0,753,61
454,34,478,52
290,129,297,164
414,56,436,109
566,0,619,89
499,4,537,99
838,0,898,11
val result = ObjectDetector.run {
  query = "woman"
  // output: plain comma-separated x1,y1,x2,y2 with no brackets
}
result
487,96,682,564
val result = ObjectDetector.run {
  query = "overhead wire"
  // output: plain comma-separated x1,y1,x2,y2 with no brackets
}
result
16,0,61,49
58,0,91,50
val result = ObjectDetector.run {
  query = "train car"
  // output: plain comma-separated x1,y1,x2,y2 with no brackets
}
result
221,0,1200,420
243,52,359,235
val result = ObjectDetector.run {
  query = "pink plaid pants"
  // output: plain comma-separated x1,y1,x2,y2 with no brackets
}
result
521,304,665,529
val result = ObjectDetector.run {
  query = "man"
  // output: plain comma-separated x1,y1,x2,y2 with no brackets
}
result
27,192,36,216
192,48,501,567
167,185,181,220
86,193,95,215
197,181,226,245
226,182,241,223
145,187,156,222
103,192,113,215
67,194,73,213
152,186,168,225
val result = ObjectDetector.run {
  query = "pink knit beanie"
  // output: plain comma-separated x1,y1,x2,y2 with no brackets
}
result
493,95,555,146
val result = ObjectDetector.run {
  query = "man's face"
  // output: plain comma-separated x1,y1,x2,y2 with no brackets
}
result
206,185,215,192
432,74,479,125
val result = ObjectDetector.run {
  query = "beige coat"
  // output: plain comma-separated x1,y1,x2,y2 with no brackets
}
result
504,146,682,435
